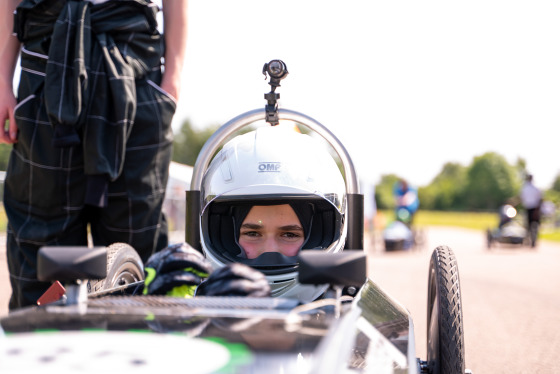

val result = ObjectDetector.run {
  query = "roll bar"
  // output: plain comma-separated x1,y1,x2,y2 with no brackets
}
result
190,108,359,194
185,60,364,251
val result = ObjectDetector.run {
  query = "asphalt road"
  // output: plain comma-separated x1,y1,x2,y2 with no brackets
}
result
1,228,559,373
367,226,560,374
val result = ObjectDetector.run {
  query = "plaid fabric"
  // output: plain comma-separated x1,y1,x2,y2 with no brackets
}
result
5,0,176,309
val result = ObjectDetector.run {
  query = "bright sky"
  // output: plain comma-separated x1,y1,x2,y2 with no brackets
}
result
172,1,560,189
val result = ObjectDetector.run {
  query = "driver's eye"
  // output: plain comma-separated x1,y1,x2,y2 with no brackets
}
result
281,232,302,240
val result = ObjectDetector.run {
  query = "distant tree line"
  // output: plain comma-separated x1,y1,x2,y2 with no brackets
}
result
375,152,560,212
171,119,220,166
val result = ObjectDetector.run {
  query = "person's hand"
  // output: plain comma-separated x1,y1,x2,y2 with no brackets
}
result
0,2,21,145
143,243,213,297
196,263,271,297
0,84,18,144
159,76,180,103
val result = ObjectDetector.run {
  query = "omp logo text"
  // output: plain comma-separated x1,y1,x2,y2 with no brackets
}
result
258,162,281,172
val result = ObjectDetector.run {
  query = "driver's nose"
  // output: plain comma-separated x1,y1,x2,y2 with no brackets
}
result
262,236,280,254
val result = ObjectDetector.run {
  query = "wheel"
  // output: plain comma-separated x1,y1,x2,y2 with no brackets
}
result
384,239,403,251
426,246,465,374
87,243,144,293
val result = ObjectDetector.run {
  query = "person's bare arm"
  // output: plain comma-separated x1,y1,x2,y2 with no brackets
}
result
0,0,21,144
160,0,188,103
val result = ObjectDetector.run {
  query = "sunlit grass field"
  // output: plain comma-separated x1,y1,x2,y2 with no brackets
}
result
380,210,560,243
414,210,497,230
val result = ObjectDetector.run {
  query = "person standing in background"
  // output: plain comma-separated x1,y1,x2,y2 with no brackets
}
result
0,0,188,310
393,179,419,225
520,174,542,247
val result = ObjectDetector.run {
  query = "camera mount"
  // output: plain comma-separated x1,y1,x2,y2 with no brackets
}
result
262,60,289,125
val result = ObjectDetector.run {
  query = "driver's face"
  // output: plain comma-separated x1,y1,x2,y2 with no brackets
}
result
239,204,304,259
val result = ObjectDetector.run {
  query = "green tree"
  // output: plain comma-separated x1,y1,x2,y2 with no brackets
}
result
172,119,219,166
419,162,467,210
463,152,520,210
374,174,400,210
544,172,560,206
552,173,560,192
514,157,528,181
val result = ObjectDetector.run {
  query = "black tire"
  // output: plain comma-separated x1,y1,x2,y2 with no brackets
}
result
87,243,144,293
426,246,465,374
385,240,403,251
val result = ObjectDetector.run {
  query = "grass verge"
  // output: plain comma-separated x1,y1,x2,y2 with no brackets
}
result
379,210,560,243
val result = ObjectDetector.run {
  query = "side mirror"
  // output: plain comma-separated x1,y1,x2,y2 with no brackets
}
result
37,246,108,307
297,251,366,288
38,246,107,282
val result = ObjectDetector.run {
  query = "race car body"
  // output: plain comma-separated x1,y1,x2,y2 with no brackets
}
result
1,275,415,373
1,60,467,374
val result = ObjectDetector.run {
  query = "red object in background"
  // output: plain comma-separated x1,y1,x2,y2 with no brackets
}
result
37,281,66,306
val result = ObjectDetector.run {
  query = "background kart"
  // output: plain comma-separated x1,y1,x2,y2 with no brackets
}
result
383,215,426,252
383,191,425,252
486,205,537,249
0,60,469,374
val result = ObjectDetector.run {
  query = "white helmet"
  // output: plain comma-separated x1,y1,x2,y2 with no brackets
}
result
199,124,347,302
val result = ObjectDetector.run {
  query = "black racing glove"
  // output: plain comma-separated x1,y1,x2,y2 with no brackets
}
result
143,243,213,297
196,263,271,297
